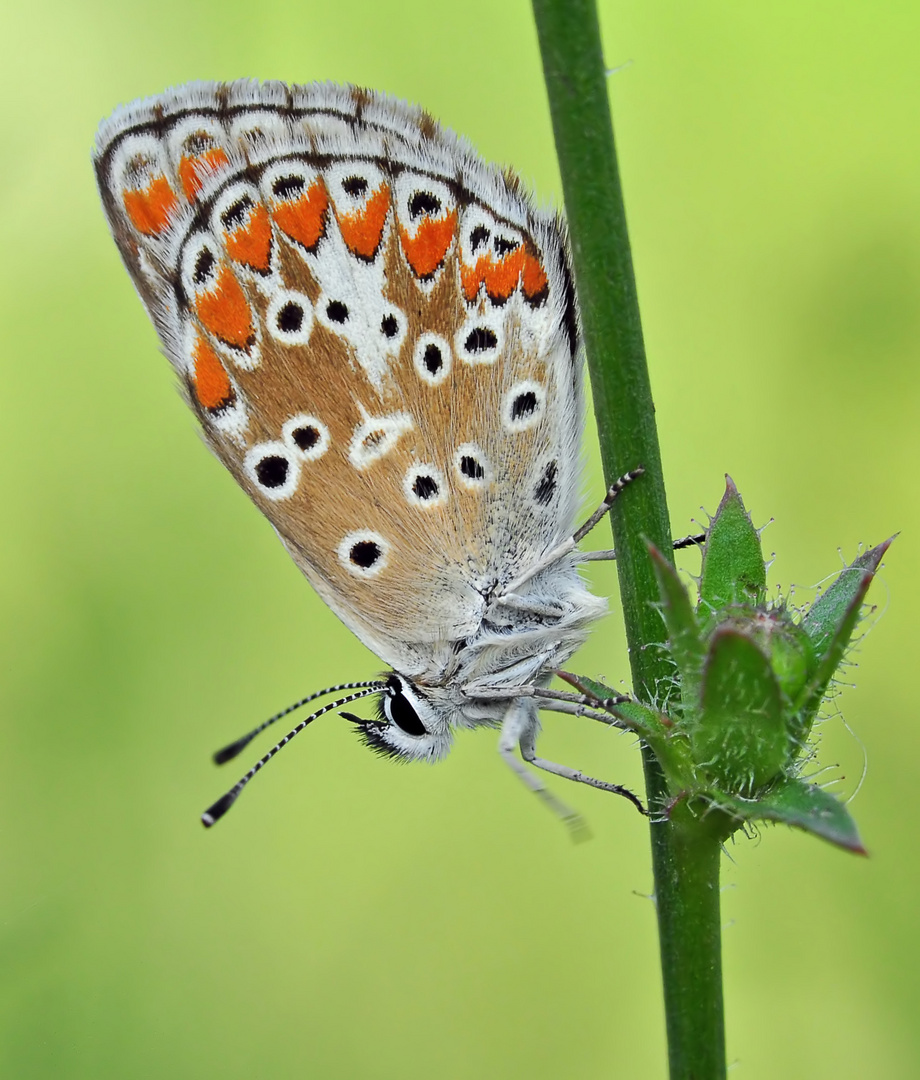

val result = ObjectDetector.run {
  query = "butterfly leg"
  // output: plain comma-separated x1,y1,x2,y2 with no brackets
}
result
491,593,566,620
500,468,645,595
518,727,647,815
498,699,587,837
579,530,706,563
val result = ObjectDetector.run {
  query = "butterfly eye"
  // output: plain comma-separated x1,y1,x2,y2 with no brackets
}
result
355,675,449,762
384,687,428,737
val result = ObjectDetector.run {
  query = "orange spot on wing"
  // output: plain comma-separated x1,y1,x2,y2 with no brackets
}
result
272,180,328,250
521,252,549,302
461,247,546,304
336,185,391,260
178,148,230,200
483,248,525,303
460,259,487,302
461,248,524,303
122,175,179,235
194,266,254,350
192,334,234,411
224,202,272,272
399,210,457,278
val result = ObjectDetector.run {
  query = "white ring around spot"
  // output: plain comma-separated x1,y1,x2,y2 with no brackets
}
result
502,380,546,433
413,333,452,386
378,307,408,356
453,444,492,489
243,441,300,501
228,110,290,148
211,181,262,243
266,289,314,346
180,232,221,302
455,316,503,365
348,409,414,470
282,414,330,461
403,464,447,508
338,530,389,578
110,135,172,223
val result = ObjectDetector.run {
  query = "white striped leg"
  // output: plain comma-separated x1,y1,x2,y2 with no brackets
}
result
518,729,647,816
572,467,646,544
579,530,707,564
497,700,588,839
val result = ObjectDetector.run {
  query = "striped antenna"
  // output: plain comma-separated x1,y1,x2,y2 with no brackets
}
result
211,681,385,764
201,684,385,828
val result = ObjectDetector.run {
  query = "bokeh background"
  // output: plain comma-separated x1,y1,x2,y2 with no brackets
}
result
2,1,918,1076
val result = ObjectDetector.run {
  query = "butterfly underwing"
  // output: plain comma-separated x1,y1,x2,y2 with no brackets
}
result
94,80,639,827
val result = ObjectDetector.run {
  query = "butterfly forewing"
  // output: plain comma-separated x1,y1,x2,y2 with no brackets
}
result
94,80,583,679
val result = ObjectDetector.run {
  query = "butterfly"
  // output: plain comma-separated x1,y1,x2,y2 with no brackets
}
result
93,80,649,830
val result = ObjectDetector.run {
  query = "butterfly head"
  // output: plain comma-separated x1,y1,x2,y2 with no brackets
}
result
345,673,454,763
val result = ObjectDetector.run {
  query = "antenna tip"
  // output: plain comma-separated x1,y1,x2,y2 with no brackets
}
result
201,789,239,828
212,735,254,765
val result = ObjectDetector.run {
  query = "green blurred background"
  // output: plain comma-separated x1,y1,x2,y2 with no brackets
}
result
2,0,918,1076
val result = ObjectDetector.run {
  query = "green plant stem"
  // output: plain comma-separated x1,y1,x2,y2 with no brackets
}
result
531,2,726,1076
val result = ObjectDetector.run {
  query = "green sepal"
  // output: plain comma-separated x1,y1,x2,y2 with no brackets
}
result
563,673,669,742
694,627,786,794
710,777,866,854
561,674,692,782
767,618,815,704
795,537,894,738
649,543,705,712
699,476,767,623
